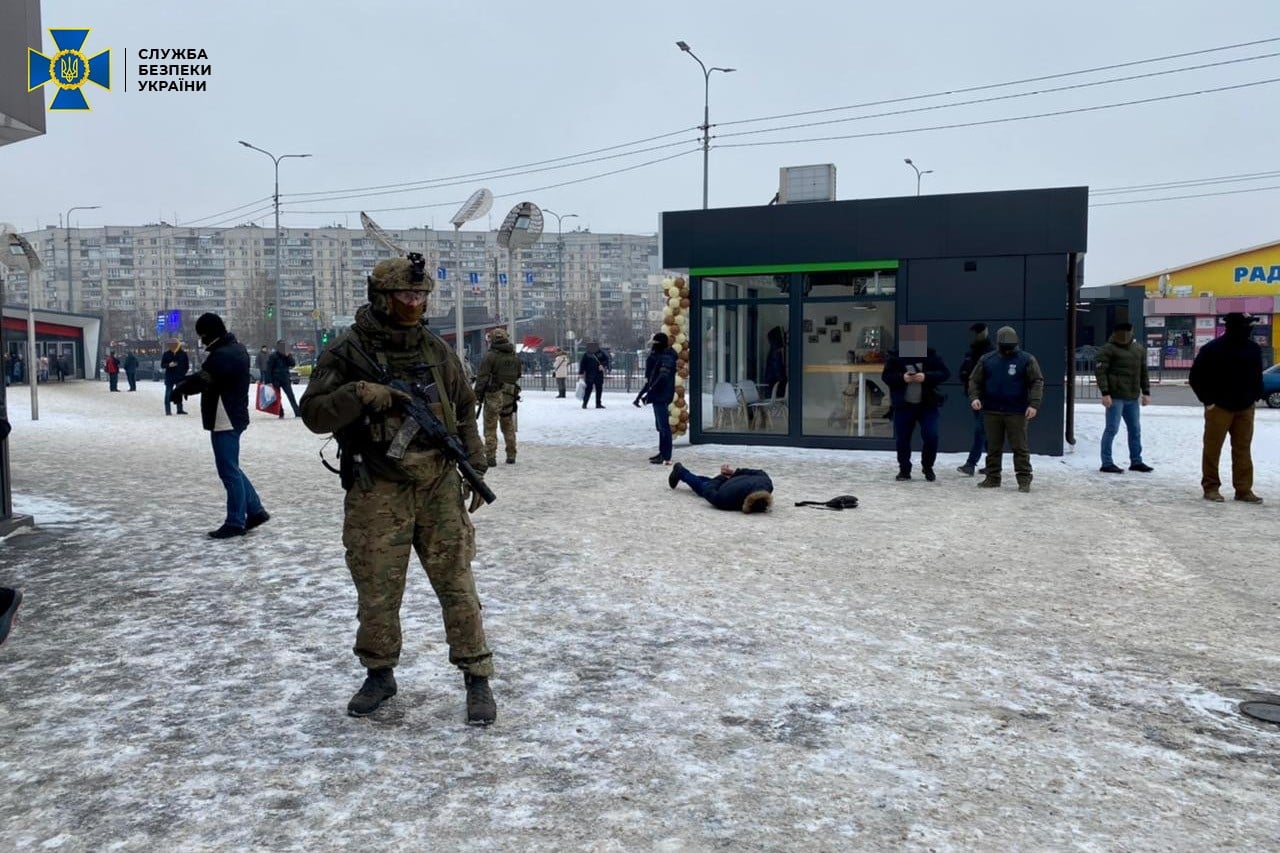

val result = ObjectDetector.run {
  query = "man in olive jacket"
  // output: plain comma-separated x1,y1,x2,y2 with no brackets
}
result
968,326,1045,492
299,255,496,725
475,327,522,466
1095,322,1152,474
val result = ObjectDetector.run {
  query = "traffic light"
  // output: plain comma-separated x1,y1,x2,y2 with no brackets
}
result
320,327,333,346
266,302,276,319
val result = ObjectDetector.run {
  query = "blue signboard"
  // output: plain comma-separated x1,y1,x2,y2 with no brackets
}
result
524,271,535,284
155,311,166,334
166,309,181,333
437,267,447,280
498,273,508,285
469,272,479,285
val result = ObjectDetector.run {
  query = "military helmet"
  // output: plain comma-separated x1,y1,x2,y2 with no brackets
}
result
367,254,433,294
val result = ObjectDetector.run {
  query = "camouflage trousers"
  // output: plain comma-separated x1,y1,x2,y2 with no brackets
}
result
482,391,517,461
342,450,493,676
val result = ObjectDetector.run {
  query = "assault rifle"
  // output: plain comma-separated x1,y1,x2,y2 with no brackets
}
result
332,338,496,506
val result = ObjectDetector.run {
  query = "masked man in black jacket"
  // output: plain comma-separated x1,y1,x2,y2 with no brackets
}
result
172,313,271,538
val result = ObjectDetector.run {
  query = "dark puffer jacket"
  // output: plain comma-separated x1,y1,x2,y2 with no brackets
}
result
702,468,773,511
1189,330,1264,411
1094,332,1150,399
174,334,252,432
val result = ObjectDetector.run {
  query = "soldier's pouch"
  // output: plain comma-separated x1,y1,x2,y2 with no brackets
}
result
499,383,520,415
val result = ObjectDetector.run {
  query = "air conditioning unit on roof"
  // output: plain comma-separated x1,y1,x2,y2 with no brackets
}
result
778,164,836,204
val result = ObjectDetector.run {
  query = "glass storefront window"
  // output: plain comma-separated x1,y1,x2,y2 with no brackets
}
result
700,302,790,435
799,300,895,438
803,269,896,298
701,274,787,301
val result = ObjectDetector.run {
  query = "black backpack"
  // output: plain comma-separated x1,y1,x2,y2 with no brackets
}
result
794,495,859,510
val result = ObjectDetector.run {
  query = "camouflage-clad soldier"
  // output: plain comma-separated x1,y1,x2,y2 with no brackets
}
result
299,254,497,725
475,327,522,466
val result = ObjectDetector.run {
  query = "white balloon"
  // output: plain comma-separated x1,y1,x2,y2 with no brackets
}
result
676,334,687,346
670,343,682,354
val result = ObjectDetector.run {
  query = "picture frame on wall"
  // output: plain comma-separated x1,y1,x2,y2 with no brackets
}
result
818,327,827,335
843,321,852,332
807,334,819,344
802,319,814,333
830,330,842,343
824,315,839,327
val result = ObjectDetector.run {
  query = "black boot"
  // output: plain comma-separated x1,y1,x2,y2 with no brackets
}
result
347,667,397,717
465,673,496,726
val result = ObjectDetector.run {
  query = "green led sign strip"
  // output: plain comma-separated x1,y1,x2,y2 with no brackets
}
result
689,260,899,276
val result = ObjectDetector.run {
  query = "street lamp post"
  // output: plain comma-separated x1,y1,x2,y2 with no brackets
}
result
64,204,99,313
903,158,933,196
239,141,311,342
676,41,735,210
543,208,578,349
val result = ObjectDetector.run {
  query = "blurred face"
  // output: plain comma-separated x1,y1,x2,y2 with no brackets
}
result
388,290,427,325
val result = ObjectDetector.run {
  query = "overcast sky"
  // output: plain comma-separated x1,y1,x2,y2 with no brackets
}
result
5,0,1279,284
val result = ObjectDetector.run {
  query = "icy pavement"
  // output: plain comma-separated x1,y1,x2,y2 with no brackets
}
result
2,380,1278,851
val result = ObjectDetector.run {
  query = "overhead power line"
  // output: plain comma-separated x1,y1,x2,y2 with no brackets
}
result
286,148,702,216
714,52,1280,141
1090,183,1280,207
284,126,697,200
280,37,1280,208
282,138,698,207
1090,170,1280,196
717,78,1280,149
719,35,1280,128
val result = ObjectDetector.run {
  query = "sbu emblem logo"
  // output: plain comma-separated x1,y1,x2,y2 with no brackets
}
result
28,28,111,111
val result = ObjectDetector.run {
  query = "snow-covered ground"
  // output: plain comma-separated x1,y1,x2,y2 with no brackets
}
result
2,380,1278,851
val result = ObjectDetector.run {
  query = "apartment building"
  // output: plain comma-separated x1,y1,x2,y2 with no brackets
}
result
10,224,660,347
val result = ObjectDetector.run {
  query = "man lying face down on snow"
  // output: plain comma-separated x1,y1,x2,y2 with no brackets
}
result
667,462,773,513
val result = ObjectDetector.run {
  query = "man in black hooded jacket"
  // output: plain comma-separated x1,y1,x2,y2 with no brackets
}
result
956,323,993,476
1189,312,1265,503
172,313,271,538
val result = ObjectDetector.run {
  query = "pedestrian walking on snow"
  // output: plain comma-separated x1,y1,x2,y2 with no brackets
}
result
956,323,993,476
552,348,570,398
266,340,300,418
637,332,678,465
104,351,120,391
882,344,950,481
123,351,139,391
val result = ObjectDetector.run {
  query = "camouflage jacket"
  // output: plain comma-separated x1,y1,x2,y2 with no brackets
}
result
300,305,486,483
475,341,522,395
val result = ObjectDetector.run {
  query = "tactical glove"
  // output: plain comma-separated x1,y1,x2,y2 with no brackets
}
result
356,381,411,412
461,477,486,514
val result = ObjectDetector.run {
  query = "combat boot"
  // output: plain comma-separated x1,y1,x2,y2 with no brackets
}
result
347,667,396,717
464,673,497,726
977,476,1001,489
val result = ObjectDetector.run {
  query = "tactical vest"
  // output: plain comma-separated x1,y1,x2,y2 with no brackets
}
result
356,327,459,446
981,350,1032,413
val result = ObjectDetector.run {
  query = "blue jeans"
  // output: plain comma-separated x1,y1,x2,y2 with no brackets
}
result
965,408,986,467
892,405,940,474
677,467,715,498
1101,398,1143,467
210,429,263,528
652,401,672,461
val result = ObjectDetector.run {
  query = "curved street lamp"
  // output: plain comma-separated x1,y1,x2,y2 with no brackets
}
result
239,141,311,341
904,158,933,196
677,41,735,210
64,204,99,312
543,208,578,349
